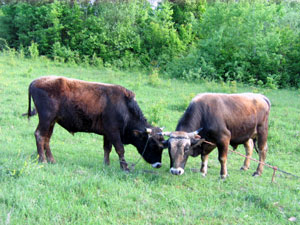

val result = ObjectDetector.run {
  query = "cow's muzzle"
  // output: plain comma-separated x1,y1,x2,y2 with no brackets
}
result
170,167,184,175
151,162,162,168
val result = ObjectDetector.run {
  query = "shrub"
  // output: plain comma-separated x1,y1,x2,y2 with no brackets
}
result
165,0,300,88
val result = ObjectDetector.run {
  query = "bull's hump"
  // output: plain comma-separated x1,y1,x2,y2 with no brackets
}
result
191,93,267,103
33,76,135,98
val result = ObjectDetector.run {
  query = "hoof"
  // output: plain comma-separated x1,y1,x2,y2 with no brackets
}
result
240,166,249,171
220,174,228,179
47,159,56,164
200,172,206,177
39,158,47,164
103,161,110,166
121,165,130,172
252,171,261,177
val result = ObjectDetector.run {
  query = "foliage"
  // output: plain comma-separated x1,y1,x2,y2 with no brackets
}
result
0,0,202,69
0,0,299,87
165,0,300,88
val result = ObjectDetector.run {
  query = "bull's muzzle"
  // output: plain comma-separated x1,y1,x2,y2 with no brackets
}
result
170,167,184,175
151,162,162,168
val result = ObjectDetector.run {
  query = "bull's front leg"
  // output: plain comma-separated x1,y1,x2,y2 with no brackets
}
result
200,154,209,177
110,135,129,171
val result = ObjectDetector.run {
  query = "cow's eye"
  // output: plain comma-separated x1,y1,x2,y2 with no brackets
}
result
184,146,190,152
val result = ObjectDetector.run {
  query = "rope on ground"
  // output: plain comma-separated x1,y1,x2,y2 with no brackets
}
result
229,149,300,182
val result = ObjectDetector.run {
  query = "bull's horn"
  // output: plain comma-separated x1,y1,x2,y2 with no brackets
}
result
146,128,152,134
194,128,203,135
160,127,165,131
187,129,202,138
161,132,171,137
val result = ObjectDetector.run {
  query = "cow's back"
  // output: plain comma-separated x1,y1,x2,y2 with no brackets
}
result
178,93,270,144
29,76,136,134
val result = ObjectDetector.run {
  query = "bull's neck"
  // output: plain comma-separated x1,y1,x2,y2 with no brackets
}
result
176,117,202,133
123,119,152,150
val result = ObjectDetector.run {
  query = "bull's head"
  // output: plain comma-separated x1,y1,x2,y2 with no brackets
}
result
162,129,205,175
133,127,165,168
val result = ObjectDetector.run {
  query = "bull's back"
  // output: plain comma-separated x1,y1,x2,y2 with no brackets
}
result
29,76,134,134
186,93,270,143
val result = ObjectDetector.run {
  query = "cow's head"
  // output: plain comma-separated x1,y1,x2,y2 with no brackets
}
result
133,127,165,168
162,129,205,175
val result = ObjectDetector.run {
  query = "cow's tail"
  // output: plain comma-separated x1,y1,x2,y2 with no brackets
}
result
22,83,37,119
262,95,271,111
253,138,259,154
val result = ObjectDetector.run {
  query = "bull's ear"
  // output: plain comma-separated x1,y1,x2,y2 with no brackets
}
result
191,138,205,147
162,140,169,149
133,129,146,137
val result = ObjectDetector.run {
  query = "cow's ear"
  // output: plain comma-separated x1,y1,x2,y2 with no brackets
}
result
162,140,169,149
191,138,205,147
132,129,146,137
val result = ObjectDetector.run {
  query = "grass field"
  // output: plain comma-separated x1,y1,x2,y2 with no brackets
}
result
0,52,300,224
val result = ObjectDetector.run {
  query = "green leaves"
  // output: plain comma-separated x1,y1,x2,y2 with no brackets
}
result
165,1,300,88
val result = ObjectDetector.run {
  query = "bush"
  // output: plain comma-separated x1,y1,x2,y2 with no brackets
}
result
165,0,300,88
0,0,299,87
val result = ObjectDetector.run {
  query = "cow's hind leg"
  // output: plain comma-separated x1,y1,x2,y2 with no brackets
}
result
35,123,49,163
217,136,230,179
44,122,56,163
253,125,268,176
240,139,254,171
103,135,112,166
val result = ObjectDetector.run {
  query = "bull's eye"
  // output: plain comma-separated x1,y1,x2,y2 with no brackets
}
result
184,145,190,152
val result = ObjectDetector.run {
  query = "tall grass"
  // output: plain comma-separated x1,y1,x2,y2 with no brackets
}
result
0,53,299,224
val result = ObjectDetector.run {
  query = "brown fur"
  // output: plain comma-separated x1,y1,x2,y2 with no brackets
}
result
169,93,271,178
26,76,164,170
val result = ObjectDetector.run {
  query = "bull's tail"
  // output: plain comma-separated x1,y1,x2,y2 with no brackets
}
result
263,96,271,111
22,83,37,119
253,138,258,154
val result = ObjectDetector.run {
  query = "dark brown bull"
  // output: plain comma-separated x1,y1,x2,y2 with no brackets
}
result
162,93,271,178
25,76,165,170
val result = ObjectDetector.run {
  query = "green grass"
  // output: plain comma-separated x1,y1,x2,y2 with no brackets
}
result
0,52,300,224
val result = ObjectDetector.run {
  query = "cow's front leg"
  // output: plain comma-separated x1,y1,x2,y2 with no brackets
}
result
200,154,209,177
110,135,129,171
241,139,254,171
103,135,112,166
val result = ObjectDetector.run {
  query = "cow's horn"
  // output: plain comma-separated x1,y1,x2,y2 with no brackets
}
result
160,127,165,131
161,132,171,137
188,128,202,138
194,128,203,135
146,128,152,134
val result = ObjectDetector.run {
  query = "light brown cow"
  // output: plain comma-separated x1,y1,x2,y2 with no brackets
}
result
163,93,271,178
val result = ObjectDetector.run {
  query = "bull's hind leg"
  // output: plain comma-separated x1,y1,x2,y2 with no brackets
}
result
103,135,112,166
240,139,254,171
35,124,48,163
35,119,55,163
253,125,268,176
217,136,230,179
44,122,56,163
